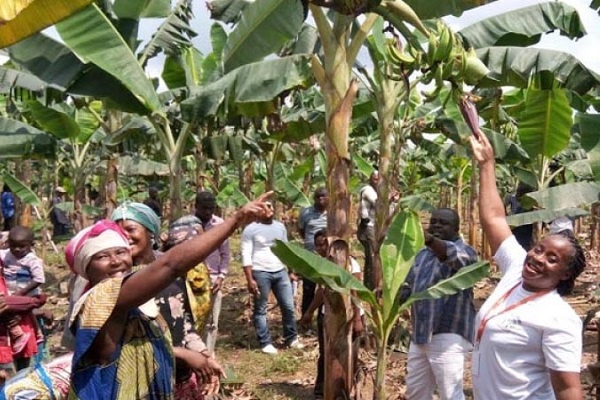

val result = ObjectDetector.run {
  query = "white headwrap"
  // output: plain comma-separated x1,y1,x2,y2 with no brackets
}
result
65,220,130,280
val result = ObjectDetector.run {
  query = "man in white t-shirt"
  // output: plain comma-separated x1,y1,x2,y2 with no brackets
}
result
242,203,302,354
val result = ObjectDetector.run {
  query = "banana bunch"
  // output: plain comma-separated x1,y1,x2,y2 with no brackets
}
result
426,21,455,66
386,38,423,70
448,48,489,84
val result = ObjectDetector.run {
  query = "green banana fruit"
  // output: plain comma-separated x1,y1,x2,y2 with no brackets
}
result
434,23,453,62
463,48,490,84
387,40,415,66
427,34,439,65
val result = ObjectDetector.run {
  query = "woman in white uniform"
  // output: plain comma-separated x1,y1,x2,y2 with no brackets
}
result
469,132,585,400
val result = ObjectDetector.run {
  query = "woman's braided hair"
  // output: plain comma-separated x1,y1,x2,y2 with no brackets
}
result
552,230,586,296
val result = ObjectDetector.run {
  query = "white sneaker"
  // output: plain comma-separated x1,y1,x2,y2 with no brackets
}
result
288,339,304,349
261,344,278,354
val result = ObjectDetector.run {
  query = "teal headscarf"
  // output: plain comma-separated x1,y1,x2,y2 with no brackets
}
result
111,201,161,239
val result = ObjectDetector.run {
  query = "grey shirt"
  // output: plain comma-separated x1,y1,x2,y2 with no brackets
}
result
298,206,327,251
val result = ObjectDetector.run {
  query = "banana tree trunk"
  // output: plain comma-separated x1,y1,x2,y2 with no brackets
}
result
374,77,404,291
323,239,355,400
168,160,183,221
315,9,355,399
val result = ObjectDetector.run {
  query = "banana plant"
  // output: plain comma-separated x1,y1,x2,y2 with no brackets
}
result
1,172,57,260
272,210,489,399
24,98,106,230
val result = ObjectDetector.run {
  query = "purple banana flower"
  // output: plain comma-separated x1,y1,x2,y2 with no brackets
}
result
459,95,480,139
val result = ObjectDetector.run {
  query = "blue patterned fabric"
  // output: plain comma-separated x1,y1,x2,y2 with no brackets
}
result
405,238,478,345
69,276,174,399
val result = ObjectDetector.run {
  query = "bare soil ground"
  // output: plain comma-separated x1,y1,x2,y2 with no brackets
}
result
39,236,600,399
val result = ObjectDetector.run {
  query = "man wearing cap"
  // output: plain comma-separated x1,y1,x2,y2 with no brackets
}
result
50,187,70,238
194,190,230,355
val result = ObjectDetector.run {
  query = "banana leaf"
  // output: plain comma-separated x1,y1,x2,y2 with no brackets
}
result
506,207,588,227
399,194,435,212
26,101,80,140
209,23,228,65
112,0,171,19
404,261,489,305
577,113,600,180
2,172,42,207
118,155,170,176
222,0,304,72
0,66,45,93
8,33,84,91
8,33,148,114
521,181,600,211
216,182,249,207
0,117,57,158
181,55,313,120
380,211,423,322
273,163,310,207
353,153,375,178
402,0,497,19
138,0,196,66
56,4,162,113
0,0,95,48
476,46,600,95
518,87,572,158
457,2,585,49
208,0,252,24
292,24,319,55
271,241,377,307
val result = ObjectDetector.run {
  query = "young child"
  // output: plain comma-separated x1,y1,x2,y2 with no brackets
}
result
0,226,45,361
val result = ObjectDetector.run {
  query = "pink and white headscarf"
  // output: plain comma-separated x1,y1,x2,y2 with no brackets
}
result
65,220,130,280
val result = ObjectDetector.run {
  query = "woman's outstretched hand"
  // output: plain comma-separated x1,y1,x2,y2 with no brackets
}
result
234,191,274,226
468,130,495,166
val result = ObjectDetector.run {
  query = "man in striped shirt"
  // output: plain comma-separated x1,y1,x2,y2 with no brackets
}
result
403,208,478,400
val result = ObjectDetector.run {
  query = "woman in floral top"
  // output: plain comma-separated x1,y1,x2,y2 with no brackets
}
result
111,203,220,398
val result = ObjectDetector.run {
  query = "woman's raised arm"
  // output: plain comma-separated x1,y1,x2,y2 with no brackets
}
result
115,192,273,312
469,133,512,255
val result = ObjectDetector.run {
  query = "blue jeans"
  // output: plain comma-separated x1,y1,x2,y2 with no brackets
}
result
252,269,298,347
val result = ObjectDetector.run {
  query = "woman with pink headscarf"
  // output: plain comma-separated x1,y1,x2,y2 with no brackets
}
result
64,193,272,399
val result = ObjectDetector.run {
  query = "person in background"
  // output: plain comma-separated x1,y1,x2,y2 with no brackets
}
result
50,187,70,239
242,202,302,354
0,259,47,383
505,183,534,250
111,202,220,397
298,187,328,319
144,185,162,218
403,209,478,400
194,191,230,356
163,216,213,337
0,226,46,370
357,171,379,290
1,185,16,232
299,230,363,400
469,131,585,400
549,216,575,236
